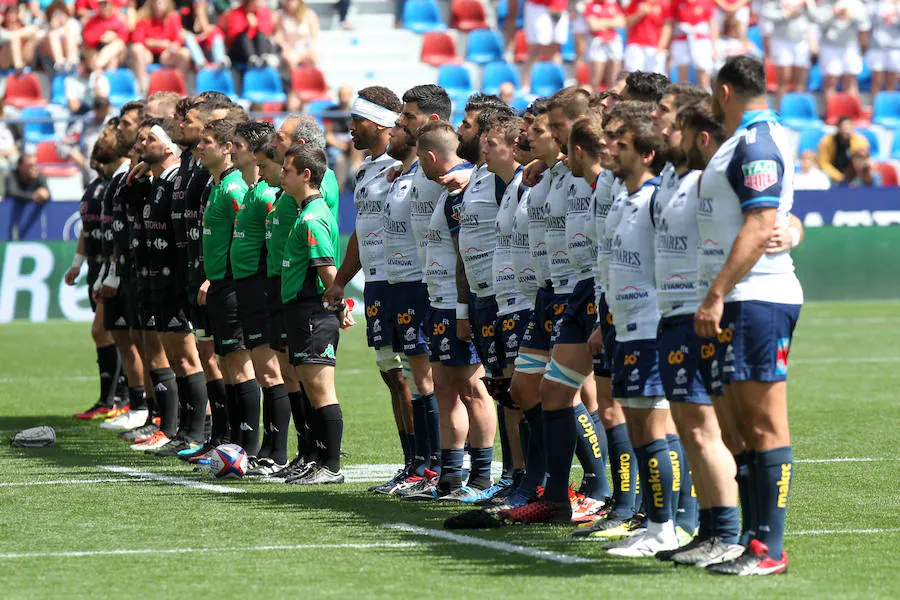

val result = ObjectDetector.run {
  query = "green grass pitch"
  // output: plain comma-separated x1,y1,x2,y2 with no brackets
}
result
1,301,898,599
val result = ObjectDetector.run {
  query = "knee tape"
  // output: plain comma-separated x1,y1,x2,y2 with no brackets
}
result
376,348,402,373
514,352,550,375
400,355,420,396
544,359,589,389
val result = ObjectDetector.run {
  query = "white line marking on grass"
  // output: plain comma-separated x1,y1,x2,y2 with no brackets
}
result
99,465,245,494
0,541,429,560
791,357,900,365
787,528,900,536
795,457,899,463
0,375,96,384
383,522,595,565
0,478,134,487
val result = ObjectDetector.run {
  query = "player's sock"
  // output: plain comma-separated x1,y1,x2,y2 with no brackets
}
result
423,392,441,473
115,372,128,404
301,392,319,462
497,407,514,480
316,404,343,472
710,505,741,544
641,438,674,524
411,395,428,476
183,372,209,443
208,380,229,444
129,386,147,411
589,410,609,470
439,448,465,492
542,406,577,503
573,403,609,499
397,430,412,467
667,433,698,532
518,404,545,496
735,450,756,545
227,382,242,444
287,389,306,454
754,446,792,560
606,424,637,518
150,368,178,437
468,446,493,490
234,380,261,456
267,384,291,465
257,389,273,459
518,413,530,456
97,344,120,408
175,376,190,435
697,508,712,540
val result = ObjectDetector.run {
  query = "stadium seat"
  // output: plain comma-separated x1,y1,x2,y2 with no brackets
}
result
890,130,900,160
858,62,872,93
855,128,880,158
3,73,46,108
797,125,826,154
290,66,330,101
241,67,287,103
530,61,566,97
196,68,237,98
35,140,79,177
670,65,697,84
465,29,504,65
825,92,870,126
50,74,67,106
496,0,524,30
305,98,333,120
403,0,446,34
481,61,519,95
765,61,778,93
421,31,462,66
873,92,900,129
450,0,489,32
513,29,528,63
106,68,140,106
576,62,590,85
510,94,530,113
807,64,822,92
148,68,187,97
747,25,763,51
561,33,576,63
875,162,898,186
21,107,57,144
779,93,822,129
437,64,473,105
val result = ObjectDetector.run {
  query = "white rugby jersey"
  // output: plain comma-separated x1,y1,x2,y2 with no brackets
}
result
654,170,702,318
544,162,577,295
511,185,538,306
409,165,447,276
697,109,803,305
598,174,627,297
424,162,472,309
354,152,401,282
494,168,529,315
566,172,596,282
382,161,421,284
607,178,661,342
459,163,502,297
526,172,553,289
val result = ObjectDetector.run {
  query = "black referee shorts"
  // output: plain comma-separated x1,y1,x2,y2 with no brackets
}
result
267,276,288,352
235,273,270,350
206,278,246,356
284,299,340,367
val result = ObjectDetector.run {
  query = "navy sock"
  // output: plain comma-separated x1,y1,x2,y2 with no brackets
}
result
184,372,209,444
398,430,412,466
422,392,441,472
542,406,576,503
754,446,792,560
710,505,741,545
590,410,609,468
411,395,428,476
468,446,493,490
698,508,712,540
519,404,545,496
606,424,636,518
266,384,291,464
439,448,465,492
497,407,515,479
316,404,344,472
150,368,178,437
129,386,147,411
573,403,609,499
234,380,261,456
96,344,120,408
634,444,647,515
518,414,530,458
735,451,756,545
667,434,698,533
642,438,674,524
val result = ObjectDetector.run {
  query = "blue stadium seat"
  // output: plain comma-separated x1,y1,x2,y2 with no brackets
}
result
779,93,822,129
873,92,900,129
50,74,67,106
106,69,140,107
510,94,530,113
196,68,236,98
403,0,447,34
561,32,576,63
669,65,697,84
21,107,58,144
481,61,519,95
890,129,900,160
241,67,287,103
437,64,473,106
807,64,822,92
305,99,333,120
858,62,872,93
496,0,524,29
797,125,826,154
466,29,504,65
530,61,566,97
855,127,880,157
747,25,763,51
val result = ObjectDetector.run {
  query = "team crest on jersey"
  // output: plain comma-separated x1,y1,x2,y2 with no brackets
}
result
174,176,182,188
143,204,151,219
155,187,163,201
742,160,779,192
226,181,241,193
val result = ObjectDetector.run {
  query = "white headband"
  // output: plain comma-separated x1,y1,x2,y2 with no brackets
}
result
351,97,399,128
150,124,182,158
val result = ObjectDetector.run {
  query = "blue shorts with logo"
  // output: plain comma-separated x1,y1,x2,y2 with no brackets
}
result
498,308,530,369
657,315,713,405
470,295,502,377
612,338,665,399
390,281,429,357
425,306,481,367
364,280,393,350
522,286,567,352
554,278,597,346
719,300,801,384
697,335,725,397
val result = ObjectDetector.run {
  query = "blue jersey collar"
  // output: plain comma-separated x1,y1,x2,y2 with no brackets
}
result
738,109,780,130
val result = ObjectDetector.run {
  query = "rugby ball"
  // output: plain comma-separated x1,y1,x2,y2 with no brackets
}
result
209,443,248,479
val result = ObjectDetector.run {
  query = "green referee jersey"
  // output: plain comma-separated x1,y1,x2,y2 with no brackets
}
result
231,180,277,279
203,168,248,281
281,193,340,303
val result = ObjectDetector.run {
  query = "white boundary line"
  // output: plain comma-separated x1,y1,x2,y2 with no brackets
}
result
0,478,134,487
786,528,900,536
383,522,595,565
791,357,899,365
99,465,245,494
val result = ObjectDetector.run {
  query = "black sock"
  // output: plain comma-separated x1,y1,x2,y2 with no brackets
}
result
288,389,306,454
227,382,242,444
208,379,229,445
399,429,413,465
184,372,209,443
266,384,291,464
542,406,576,504
96,345,120,408
175,377,190,437
316,404,343,472
518,414,530,458
129,386,147,411
519,404,545,496
302,392,319,462
234,380,261,456
149,368,178,437
257,388,273,459
497,407,515,480
411,395,428,476
423,392,441,471
116,372,128,403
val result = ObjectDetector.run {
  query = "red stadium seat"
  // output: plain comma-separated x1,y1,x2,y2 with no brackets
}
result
765,61,778,93
35,141,79,177
3,73,47,108
576,62,590,86
875,162,898,186
450,0,489,32
420,31,462,66
291,66,330,102
825,92,871,126
148,68,187,97
513,29,528,63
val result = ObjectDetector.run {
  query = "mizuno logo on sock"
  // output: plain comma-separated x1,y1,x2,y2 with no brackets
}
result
240,423,253,431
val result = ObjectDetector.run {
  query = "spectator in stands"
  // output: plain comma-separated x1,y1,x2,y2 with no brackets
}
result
866,1,900,97
274,0,320,68
285,89,304,113
74,0,128,23
570,5,589,76
81,0,128,71
716,14,761,71
38,1,80,72
3,154,51,241
177,0,230,70
498,81,516,105
844,149,882,188
794,149,832,190
223,0,278,68
762,0,816,109
817,116,870,184
129,0,192,94
715,0,750,32
671,0,718,89
0,4,40,72
813,0,871,102
62,96,113,183
0,104,18,198
64,53,110,115
584,0,625,91
337,0,353,30
324,84,354,189
521,0,569,92
623,0,672,75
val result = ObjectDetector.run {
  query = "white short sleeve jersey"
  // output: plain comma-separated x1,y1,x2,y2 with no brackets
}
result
526,172,553,288
599,176,628,296
383,161,421,284
354,152,401,282
654,169,702,318
511,185,539,306
544,162,577,295
494,168,530,315
458,164,502,297
409,166,447,277
589,169,617,297
566,172,596,282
